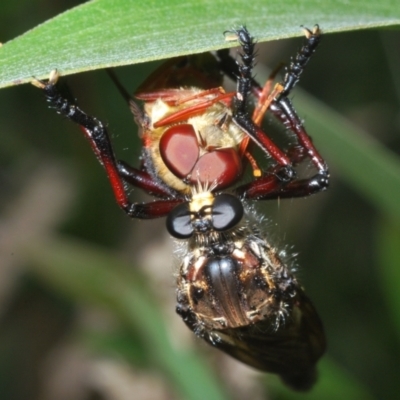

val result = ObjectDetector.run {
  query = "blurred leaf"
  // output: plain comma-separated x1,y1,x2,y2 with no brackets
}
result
81,329,150,368
1,0,400,88
251,65,400,223
376,219,400,337
297,89,400,223
24,235,229,400
268,356,375,400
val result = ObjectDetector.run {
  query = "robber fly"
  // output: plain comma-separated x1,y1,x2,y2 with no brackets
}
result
33,25,328,391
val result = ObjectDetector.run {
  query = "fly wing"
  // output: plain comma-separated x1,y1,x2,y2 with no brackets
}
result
206,290,326,391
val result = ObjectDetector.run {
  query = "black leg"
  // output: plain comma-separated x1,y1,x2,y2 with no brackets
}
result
227,26,328,200
277,25,321,100
230,27,296,182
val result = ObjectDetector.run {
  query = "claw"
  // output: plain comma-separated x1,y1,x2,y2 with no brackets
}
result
31,69,59,89
302,24,321,39
224,30,240,42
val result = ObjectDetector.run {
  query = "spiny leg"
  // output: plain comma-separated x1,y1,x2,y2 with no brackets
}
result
277,25,322,100
264,25,328,195
230,27,296,182
33,70,184,219
228,26,329,199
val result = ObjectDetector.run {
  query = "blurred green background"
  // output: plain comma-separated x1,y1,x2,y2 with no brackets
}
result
0,1,400,400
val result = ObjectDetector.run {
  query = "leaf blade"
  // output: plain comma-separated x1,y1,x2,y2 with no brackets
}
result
1,0,399,88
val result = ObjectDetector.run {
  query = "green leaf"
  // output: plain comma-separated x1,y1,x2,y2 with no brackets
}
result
376,219,400,337
297,90,400,223
24,235,229,400
1,0,399,88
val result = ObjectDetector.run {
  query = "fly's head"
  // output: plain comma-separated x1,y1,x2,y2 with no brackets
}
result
137,89,246,194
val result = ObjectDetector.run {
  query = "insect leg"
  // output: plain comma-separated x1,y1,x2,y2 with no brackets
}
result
276,25,321,100
230,27,296,183
33,70,184,219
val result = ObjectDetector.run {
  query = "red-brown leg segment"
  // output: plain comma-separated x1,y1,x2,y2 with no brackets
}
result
270,99,327,172
117,160,181,198
235,168,328,200
252,63,284,126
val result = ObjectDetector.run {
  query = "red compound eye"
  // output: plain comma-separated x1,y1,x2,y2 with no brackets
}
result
190,148,242,189
159,124,199,178
160,124,242,188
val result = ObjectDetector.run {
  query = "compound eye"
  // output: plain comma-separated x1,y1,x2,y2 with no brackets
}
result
212,194,244,231
166,202,193,239
159,124,199,178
